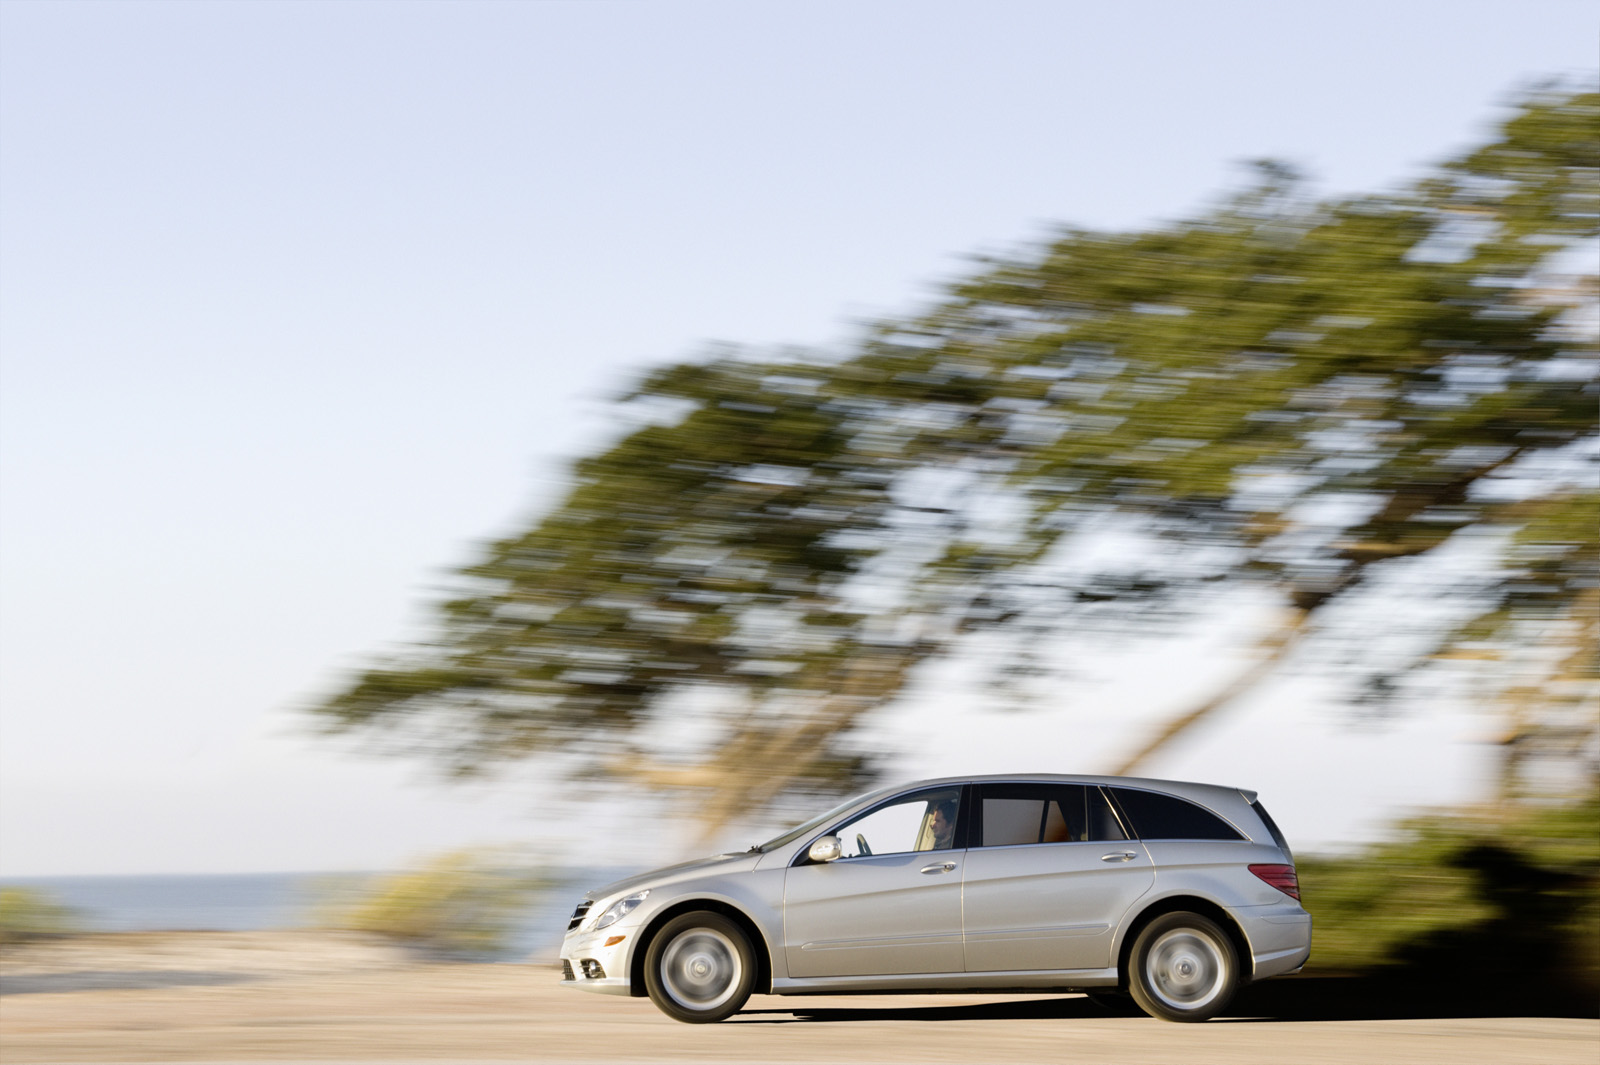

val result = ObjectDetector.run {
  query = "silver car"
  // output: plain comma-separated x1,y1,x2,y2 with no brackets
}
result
558,774,1311,1023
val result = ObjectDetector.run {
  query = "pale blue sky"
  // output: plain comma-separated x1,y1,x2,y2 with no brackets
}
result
1,1,1594,874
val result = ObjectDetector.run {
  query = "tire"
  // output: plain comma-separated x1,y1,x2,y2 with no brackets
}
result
642,911,756,1023
1127,912,1238,1022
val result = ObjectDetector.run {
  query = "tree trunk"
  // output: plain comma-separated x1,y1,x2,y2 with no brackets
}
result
613,656,905,855
1107,607,1310,776
1493,586,1600,804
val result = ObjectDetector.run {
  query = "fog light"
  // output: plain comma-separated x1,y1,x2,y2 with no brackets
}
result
579,959,606,979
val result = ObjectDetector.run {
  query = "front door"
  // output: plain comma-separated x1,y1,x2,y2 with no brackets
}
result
783,785,966,978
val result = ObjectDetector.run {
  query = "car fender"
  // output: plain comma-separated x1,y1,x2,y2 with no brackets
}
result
629,872,787,983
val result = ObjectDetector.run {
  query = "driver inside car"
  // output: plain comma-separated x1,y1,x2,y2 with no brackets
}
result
920,798,957,851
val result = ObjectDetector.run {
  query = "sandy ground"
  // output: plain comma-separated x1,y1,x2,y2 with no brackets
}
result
2,933,1596,1064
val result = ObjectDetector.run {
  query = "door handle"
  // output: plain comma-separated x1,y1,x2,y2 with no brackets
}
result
1100,851,1138,863
919,861,957,874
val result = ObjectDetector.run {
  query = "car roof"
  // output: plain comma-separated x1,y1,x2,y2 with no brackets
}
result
890,773,1259,805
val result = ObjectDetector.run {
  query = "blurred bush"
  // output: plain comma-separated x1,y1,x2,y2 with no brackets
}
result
311,849,547,959
0,887,81,943
1302,792,1599,1003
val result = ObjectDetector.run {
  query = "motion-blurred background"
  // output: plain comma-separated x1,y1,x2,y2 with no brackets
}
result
1,0,1594,1005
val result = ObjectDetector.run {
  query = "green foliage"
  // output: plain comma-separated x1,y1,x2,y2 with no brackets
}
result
1301,795,1600,998
313,88,1599,834
313,850,546,959
0,887,81,943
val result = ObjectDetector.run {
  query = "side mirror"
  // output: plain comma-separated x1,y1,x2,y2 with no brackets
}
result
808,835,843,863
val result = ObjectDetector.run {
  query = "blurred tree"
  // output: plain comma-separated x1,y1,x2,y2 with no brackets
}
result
875,89,1598,787
314,89,1597,841
316,356,939,843
878,88,1598,786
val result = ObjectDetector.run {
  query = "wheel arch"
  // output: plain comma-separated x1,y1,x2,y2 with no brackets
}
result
629,899,773,997
1116,895,1253,988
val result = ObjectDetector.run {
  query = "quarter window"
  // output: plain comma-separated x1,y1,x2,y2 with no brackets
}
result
1085,787,1128,842
1110,788,1244,841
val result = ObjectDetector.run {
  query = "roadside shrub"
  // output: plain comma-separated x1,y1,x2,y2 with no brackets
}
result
313,849,546,959
1300,791,1600,1002
0,887,81,943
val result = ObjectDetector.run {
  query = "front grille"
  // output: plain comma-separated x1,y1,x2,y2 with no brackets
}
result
579,959,606,980
567,900,593,931
560,959,574,981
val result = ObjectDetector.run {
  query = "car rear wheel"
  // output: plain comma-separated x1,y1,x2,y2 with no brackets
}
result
1127,912,1237,1022
642,911,755,1023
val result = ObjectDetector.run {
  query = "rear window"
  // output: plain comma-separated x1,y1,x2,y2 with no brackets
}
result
1250,800,1293,859
1110,787,1244,841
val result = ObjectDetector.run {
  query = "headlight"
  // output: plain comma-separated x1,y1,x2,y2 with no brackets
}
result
592,889,649,929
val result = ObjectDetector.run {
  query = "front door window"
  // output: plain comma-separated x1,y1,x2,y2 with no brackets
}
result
833,786,962,858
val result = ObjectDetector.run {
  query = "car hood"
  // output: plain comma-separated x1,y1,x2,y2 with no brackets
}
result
585,851,760,903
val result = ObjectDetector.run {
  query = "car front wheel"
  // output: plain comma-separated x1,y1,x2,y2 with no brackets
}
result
642,911,756,1023
1127,912,1238,1022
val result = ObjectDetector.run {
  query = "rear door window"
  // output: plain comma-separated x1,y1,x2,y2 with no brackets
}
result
983,794,1048,846
1109,787,1244,841
975,783,1128,846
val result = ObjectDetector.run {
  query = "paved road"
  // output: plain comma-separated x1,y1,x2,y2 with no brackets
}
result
3,964,1597,1064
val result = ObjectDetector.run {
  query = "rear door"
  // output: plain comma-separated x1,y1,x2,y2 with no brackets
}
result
961,782,1153,972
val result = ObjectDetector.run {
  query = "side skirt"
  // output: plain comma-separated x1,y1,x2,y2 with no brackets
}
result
770,967,1120,995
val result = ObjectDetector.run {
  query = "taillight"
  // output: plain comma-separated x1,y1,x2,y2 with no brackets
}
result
1249,863,1300,901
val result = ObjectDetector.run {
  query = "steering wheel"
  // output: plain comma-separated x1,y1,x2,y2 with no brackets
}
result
856,833,872,856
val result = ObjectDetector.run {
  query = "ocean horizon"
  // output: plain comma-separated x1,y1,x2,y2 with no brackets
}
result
1,867,638,960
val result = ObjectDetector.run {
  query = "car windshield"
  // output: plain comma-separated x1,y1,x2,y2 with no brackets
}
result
754,784,905,852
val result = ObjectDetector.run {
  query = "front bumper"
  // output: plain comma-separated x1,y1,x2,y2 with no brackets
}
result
558,926,636,996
